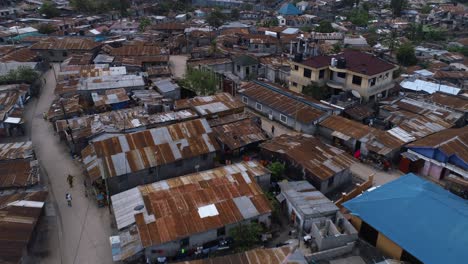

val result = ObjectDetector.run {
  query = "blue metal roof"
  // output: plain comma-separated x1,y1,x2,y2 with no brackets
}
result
278,3,302,15
343,174,468,264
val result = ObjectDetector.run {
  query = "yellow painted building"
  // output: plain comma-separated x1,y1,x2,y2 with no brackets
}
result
289,50,398,101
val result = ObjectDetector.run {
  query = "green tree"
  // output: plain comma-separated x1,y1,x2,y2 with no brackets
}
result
229,222,263,251
138,17,151,32
39,1,60,18
390,0,407,17
206,9,225,30
267,162,285,182
302,84,330,100
0,66,39,84
316,21,334,33
348,9,369,27
420,5,432,14
37,23,56,34
231,8,240,20
332,43,342,53
396,43,417,66
383,30,399,55
179,68,219,95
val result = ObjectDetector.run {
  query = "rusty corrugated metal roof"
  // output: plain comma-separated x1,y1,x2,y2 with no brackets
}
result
0,191,47,264
238,81,326,124
175,93,244,118
31,37,101,51
82,118,220,181
429,92,468,113
213,118,267,150
118,161,272,247
0,141,33,160
0,159,39,189
319,115,373,140
260,134,356,181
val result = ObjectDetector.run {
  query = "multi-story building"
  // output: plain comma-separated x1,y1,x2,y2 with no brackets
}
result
289,50,398,101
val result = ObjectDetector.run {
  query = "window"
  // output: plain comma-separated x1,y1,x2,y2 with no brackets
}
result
328,176,334,187
256,102,262,111
246,66,250,76
237,65,240,72
280,114,287,124
337,72,346,78
254,44,258,49
319,69,325,79
180,237,189,247
242,96,248,104
303,68,312,78
265,44,270,48
292,82,297,87
63,51,68,57
294,65,299,71
369,77,376,86
352,75,362,85
202,154,208,160
385,72,389,79
217,227,226,237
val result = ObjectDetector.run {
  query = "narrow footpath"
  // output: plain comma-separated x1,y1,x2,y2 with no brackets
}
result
30,65,114,264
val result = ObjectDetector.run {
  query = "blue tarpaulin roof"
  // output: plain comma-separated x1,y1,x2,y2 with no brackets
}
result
344,174,468,264
278,3,302,15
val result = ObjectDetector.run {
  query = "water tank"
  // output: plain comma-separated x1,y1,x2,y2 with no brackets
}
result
337,57,346,69
330,58,337,67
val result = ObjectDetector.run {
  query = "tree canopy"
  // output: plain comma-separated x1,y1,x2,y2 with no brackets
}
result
348,9,369,27
302,84,330,100
179,68,219,96
139,17,151,32
390,0,407,17
267,162,285,182
316,21,334,33
206,9,226,29
230,8,240,20
0,66,40,85
396,43,417,66
70,0,129,16
39,1,60,18
229,223,263,251
37,23,56,34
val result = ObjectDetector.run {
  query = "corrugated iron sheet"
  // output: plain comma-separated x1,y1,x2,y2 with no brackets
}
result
124,161,272,247
0,159,39,189
175,93,244,117
82,118,220,179
260,134,356,180
239,81,326,124
213,118,267,150
0,191,47,264
319,115,373,140
0,141,33,160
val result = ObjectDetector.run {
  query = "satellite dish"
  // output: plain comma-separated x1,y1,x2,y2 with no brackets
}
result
134,204,144,211
351,90,361,98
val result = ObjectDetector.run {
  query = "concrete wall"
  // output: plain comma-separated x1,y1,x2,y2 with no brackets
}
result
145,213,271,260
311,215,358,251
307,242,355,262
318,168,352,194
107,153,216,195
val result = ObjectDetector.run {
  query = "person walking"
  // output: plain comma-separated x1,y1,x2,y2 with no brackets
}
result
67,174,74,188
66,193,72,207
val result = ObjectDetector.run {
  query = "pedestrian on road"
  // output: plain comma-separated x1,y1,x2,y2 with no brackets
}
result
66,193,72,207
67,174,74,188
271,125,275,136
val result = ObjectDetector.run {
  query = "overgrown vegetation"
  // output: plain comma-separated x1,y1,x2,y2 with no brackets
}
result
206,9,226,30
37,23,56,34
302,84,330,100
316,21,334,33
267,161,285,182
39,1,60,18
70,0,130,16
396,43,417,66
390,0,408,17
0,66,40,85
179,68,219,95
348,9,370,27
448,46,468,57
229,223,263,251
138,17,151,32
